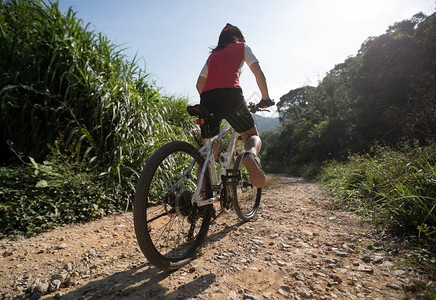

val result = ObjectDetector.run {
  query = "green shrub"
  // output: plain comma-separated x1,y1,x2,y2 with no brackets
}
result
0,147,128,237
320,143,436,244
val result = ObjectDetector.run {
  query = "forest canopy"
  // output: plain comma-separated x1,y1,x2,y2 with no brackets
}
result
262,12,436,174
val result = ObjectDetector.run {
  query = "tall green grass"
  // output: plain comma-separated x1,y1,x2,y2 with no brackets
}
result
320,143,436,245
0,0,198,237
1,0,196,164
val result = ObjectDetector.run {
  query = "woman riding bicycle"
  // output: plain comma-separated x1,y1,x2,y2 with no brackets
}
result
196,23,273,188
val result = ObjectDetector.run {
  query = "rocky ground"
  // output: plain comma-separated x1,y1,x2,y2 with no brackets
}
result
0,174,434,300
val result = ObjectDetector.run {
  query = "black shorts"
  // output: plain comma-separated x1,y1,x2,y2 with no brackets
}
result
200,88,255,138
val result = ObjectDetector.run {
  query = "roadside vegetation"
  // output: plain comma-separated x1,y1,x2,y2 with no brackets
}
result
320,144,435,264
0,0,197,237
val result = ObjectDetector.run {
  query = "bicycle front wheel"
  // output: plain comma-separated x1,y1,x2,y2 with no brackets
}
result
231,153,261,221
133,141,214,270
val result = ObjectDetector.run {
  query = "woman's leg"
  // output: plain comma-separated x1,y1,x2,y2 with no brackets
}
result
239,126,265,188
239,126,261,155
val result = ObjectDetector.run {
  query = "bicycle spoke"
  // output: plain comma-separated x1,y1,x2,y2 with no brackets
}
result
147,210,168,223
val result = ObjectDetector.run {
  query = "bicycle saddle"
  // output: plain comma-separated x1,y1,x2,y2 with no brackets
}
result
187,104,211,118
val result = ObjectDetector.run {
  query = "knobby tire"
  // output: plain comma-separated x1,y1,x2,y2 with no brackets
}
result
133,141,214,270
231,152,261,221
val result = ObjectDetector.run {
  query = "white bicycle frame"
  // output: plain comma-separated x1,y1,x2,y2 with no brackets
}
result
193,125,240,207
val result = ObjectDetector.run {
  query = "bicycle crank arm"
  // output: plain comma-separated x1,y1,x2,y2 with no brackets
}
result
196,196,220,206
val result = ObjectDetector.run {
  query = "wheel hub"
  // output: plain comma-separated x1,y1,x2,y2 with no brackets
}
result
174,190,194,217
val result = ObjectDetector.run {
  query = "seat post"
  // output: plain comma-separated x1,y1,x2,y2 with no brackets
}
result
198,118,211,139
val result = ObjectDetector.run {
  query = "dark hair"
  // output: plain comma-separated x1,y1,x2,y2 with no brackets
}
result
211,23,245,53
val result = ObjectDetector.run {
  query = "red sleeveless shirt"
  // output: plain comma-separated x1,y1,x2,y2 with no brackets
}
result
200,42,258,93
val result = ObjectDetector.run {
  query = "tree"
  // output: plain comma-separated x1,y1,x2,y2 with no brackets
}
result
262,13,436,174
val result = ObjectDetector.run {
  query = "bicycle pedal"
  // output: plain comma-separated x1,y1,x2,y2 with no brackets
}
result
221,169,241,186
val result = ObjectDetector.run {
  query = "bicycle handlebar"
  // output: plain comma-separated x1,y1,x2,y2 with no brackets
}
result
248,99,275,113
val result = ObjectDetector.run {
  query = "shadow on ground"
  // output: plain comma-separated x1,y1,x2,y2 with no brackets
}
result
53,216,247,299
53,263,216,299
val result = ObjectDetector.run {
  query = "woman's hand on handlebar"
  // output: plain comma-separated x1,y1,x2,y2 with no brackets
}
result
257,99,275,108
248,99,275,113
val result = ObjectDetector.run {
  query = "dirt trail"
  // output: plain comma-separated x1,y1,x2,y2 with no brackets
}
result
0,174,432,299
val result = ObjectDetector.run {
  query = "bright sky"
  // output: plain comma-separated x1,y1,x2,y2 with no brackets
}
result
58,0,435,117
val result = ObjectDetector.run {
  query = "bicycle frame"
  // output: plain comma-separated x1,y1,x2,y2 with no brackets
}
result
167,102,274,209
191,125,239,207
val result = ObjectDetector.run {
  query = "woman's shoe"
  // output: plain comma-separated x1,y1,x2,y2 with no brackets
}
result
242,152,266,188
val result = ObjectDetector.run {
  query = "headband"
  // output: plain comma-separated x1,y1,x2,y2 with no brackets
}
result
222,25,238,32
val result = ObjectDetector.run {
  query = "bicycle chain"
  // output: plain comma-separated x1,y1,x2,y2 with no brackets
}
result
187,207,198,240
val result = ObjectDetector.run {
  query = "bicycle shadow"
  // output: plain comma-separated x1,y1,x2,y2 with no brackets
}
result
204,217,247,244
54,264,216,299
53,219,245,299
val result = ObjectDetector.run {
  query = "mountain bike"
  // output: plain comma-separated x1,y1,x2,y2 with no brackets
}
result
133,100,274,270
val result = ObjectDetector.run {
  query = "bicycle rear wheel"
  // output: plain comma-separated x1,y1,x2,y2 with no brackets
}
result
231,153,261,221
133,141,214,270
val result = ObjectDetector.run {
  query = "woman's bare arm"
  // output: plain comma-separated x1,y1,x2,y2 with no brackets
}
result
249,62,270,100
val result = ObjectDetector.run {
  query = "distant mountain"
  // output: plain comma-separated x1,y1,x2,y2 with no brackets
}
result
252,114,279,133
